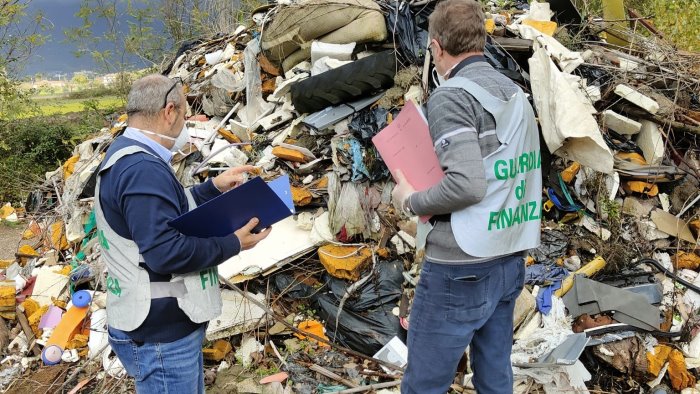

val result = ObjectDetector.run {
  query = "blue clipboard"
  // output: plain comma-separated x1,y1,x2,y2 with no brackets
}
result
169,175,295,237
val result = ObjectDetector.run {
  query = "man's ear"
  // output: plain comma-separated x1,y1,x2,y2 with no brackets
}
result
164,102,177,125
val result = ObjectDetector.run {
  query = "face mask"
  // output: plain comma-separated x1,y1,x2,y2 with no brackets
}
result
138,125,189,153
431,63,459,87
170,124,189,153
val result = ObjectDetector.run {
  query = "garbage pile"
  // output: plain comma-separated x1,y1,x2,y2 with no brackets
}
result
0,0,699,393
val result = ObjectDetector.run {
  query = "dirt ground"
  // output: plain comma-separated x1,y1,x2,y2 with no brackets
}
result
0,223,24,260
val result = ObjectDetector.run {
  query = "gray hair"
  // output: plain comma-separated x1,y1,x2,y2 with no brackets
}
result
126,74,183,119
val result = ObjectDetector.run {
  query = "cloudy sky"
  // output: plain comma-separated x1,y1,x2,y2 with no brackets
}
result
21,0,154,77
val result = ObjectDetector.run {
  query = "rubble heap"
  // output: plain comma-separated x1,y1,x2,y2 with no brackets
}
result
0,0,699,393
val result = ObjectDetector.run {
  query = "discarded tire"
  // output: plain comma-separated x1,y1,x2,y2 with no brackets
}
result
291,51,396,114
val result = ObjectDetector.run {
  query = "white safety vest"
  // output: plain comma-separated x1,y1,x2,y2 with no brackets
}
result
438,77,542,257
95,145,222,331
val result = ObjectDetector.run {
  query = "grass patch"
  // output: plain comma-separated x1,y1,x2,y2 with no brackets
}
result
35,96,124,116
14,95,125,119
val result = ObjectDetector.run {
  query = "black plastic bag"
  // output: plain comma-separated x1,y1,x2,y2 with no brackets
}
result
315,260,404,355
272,261,404,356
384,2,427,65
532,229,569,265
603,130,644,155
349,107,390,141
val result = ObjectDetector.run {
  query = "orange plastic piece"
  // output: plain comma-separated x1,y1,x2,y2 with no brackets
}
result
525,256,536,266
58,265,73,276
18,245,39,257
0,282,16,310
21,298,40,318
616,152,647,165
625,181,659,197
45,305,89,350
376,248,390,259
23,220,42,240
62,155,80,180
318,245,372,281
690,219,700,237
561,162,581,183
485,19,496,34
67,333,89,350
291,186,313,207
202,339,233,361
647,345,673,377
217,128,242,144
272,146,307,163
668,348,696,390
27,305,49,337
673,252,700,270
0,204,14,219
262,78,276,94
50,221,70,251
313,176,329,189
294,320,330,347
522,19,558,36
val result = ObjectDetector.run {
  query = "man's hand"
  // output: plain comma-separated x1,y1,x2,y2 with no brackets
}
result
213,165,256,193
392,170,416,213
234,218,271,250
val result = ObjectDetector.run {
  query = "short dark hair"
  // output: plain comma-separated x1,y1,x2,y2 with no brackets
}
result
428,0,486,56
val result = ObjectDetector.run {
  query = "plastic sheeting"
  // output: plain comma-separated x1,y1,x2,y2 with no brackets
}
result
529,46,614,174
384,2,428,65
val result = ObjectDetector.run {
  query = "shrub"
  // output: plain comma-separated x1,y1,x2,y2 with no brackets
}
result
0,112,110,204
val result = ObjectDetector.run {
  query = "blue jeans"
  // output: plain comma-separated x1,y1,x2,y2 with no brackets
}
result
108,325,205,394
401,255,525,394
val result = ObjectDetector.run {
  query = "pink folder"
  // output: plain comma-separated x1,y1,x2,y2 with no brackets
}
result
372,101,445,221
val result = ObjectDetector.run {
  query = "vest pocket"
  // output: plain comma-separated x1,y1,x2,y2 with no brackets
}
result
445,272,491,322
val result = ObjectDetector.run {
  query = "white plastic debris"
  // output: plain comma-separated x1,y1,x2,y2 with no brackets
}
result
374,336,408,374
8,332,28,355
205,50,225,66
310,41,355,65
103,346,127,378
88,309,109,359
614,85,660,114
528,46,613,173
236,335,264,367
636,120,665,165
206,291,267,341
602,110,642,135
311,56,352,76
580,216,612,241
528,1,554,21
61,349,80,363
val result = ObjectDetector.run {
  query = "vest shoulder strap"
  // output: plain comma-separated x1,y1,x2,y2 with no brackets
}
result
100,145,158,174
439,76,512,115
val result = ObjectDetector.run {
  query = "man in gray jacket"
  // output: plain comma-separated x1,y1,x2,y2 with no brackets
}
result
392,1,542,392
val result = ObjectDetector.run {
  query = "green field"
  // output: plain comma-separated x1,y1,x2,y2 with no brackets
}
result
31,95,124,117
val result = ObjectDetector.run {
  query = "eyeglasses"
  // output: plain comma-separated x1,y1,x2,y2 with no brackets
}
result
163,77,183,109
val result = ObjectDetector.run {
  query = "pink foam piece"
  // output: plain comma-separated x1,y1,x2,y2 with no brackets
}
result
38,305,64,329
259,372,289,385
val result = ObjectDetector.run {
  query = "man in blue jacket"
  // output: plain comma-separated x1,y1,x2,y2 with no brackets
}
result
96,74,270,393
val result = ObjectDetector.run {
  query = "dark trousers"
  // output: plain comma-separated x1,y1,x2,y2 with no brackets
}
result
401,255,525,394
